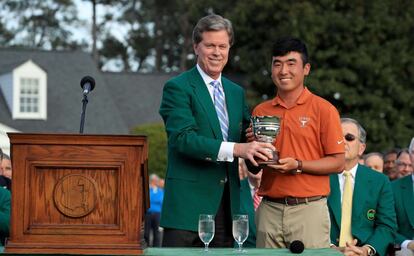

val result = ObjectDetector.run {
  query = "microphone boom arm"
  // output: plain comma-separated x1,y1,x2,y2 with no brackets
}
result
79,94,88,134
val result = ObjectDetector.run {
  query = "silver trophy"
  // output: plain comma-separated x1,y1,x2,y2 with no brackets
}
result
251,115,281,165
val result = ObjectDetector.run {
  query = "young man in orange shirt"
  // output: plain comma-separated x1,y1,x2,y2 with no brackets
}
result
249,37,345,248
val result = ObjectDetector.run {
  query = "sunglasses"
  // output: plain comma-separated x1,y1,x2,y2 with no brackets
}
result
344,133,358,142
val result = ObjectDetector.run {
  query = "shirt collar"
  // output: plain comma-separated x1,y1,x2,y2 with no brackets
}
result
196,64,222,86
271,86,311,107
339,163,358,179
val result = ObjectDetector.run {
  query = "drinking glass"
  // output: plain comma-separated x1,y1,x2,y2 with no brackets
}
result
198,214,215,252
232,214,249,253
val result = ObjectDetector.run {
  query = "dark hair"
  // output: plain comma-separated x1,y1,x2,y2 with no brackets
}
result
0,148,3,161
383,148,400,158
397,148,409,159
192,14,234,46
272,37,309,65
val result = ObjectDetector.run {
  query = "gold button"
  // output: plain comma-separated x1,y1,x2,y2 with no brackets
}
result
220,177,227,184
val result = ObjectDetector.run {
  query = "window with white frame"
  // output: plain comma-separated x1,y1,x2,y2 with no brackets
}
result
19,77,40,114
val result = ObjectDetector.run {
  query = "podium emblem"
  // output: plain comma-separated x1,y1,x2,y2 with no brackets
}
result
54,174,98,218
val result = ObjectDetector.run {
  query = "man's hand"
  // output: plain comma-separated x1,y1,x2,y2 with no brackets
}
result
330,244,345,253
247,169,262,188
245,126,254,142
267,157,298,173
343,239,370,256
234,141,275,166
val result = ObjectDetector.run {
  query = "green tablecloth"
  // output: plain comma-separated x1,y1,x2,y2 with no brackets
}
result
144,247,342,256
0,247,343,255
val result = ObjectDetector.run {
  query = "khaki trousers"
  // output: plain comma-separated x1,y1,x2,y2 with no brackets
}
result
256,197,331,248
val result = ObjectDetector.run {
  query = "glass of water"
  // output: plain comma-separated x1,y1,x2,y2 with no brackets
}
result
198,214,215,252
232,214,249,253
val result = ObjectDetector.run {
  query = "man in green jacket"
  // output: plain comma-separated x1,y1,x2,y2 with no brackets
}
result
392,138,414,255
0,149,10,245
159,14,274,247
328,118,397,256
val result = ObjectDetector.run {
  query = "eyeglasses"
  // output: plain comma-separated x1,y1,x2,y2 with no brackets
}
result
396,161,412,169
344,133,358,142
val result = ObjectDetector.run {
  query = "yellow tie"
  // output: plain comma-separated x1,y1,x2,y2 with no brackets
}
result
339,171,353,247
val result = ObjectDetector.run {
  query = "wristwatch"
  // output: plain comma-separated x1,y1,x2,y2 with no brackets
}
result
365,245,375,256
291,159,303,174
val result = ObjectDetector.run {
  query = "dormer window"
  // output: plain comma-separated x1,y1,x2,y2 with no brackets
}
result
20,77,40,113
10,60,47,120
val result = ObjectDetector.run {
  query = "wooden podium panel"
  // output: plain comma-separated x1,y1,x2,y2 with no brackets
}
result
5,133,149,255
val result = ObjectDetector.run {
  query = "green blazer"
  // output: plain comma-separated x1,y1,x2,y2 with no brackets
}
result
392,175,414,245
159,67,250,232
0,187,10,245
328,165,397,256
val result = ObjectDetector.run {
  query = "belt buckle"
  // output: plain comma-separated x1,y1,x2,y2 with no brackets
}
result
285,197,298,206
285,197,300,206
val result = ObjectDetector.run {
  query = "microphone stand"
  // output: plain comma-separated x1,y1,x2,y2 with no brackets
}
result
79,94,89,134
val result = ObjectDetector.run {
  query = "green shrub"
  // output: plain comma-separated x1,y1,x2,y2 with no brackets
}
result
131,123,167,178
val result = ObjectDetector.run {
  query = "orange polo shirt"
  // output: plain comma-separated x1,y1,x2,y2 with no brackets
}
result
252,87,344,198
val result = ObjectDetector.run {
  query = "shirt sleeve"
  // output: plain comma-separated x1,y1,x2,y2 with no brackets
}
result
217,142,235,162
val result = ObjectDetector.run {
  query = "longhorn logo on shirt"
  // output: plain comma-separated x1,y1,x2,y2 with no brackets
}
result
299,116,310,127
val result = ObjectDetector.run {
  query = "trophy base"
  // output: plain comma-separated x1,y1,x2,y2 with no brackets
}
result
256,152,279,167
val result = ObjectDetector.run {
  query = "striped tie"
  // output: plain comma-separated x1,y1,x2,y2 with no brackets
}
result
211,80,228,141
253,188,262,211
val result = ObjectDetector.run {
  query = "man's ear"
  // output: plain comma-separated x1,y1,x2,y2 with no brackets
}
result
358,143,367,157
304,63,311,76
193,43,199,56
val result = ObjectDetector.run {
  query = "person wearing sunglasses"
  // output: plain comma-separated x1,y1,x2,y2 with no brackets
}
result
328,118,397,256
391,138,414,255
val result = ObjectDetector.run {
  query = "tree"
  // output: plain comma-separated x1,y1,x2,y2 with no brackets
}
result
228,0,414,151
82,0,115,65
99,35,130,71
99,0,234,72
0,21,13,45
2,0,81,50
131,123,167,178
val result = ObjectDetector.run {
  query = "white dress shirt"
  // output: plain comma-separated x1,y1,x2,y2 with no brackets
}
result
196,64,234,162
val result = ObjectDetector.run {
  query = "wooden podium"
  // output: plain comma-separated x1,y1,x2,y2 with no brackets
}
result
5,133,149,255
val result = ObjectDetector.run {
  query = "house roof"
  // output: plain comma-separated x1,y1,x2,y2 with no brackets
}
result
0,48,173,135
103,72,173,131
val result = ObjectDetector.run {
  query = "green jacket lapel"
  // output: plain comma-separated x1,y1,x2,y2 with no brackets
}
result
189,67,222,140
352,165,371,222
221,78,237,141
329,174,342,226
401,175,414,228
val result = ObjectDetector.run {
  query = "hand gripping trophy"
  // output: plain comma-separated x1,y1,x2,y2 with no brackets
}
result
251,116,281,165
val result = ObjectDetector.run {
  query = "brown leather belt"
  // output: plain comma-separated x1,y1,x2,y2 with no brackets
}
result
264,195,325,206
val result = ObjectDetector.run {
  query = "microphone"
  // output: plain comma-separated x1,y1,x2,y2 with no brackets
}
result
289,240,304,254
80,76,95,95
